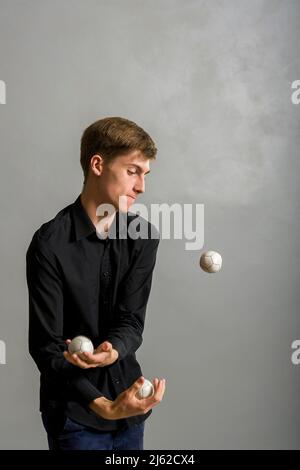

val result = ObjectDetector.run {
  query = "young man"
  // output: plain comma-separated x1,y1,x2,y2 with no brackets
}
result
26,117,165,450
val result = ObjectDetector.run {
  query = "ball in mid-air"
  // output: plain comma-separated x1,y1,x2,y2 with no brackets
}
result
136,379,154,399
200,250,222,273
68,336,94,358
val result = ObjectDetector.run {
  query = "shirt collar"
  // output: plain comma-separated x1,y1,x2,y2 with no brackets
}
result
72,195,126,242
71,195,95,241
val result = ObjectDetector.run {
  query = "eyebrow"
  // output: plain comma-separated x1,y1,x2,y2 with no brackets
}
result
126,164,151,175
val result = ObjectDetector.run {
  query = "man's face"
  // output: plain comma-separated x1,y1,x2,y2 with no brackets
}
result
95,150,151,211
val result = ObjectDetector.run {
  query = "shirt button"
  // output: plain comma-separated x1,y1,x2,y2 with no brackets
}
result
103,272,109,277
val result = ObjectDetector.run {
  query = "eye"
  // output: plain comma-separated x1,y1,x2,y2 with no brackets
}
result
127,170,137,175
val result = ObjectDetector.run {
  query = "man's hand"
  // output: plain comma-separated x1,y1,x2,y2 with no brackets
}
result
90,376,166,420
63,340,119,369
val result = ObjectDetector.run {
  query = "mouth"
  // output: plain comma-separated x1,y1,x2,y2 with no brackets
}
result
127,195,136,201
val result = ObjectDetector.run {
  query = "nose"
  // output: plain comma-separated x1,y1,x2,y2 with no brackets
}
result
134,175,145,194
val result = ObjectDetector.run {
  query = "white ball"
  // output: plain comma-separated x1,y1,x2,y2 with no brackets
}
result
68,336,94,358
137,379,154,399
200,250,222,273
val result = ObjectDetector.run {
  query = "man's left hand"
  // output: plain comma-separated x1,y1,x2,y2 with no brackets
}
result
63,340,119,369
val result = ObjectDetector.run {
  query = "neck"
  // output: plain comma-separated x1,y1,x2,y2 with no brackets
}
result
80,184,116,230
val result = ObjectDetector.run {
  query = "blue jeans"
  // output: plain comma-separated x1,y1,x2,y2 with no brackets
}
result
41,414,145,450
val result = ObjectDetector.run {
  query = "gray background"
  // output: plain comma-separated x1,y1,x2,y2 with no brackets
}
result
0,0,299,449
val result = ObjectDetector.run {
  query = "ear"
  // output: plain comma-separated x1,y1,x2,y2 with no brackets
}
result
90,154,104,177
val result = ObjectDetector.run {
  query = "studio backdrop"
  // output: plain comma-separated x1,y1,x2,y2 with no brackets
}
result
0,0,299,449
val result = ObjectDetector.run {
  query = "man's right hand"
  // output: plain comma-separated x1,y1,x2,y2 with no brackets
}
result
89,376,166,420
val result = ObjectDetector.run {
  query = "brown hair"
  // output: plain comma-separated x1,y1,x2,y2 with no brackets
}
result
80,117,157,184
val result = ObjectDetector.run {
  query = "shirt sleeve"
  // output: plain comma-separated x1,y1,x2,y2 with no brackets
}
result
106,235,160,361
26,233,103,405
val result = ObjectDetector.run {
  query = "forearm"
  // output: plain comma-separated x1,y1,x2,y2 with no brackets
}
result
106,238,160,361
89,395,139,421
106,329,142,362
89,396,115,420
89,395,137,421
89,376,165,421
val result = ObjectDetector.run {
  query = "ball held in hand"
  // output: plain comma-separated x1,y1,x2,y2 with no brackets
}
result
68,336,94,358
136,379,154,399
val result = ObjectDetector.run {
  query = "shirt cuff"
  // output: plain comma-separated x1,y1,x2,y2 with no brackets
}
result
69,375,104,405
106,337,126,362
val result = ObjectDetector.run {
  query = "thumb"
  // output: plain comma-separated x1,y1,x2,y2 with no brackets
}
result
101,341,112,351
131,376,144,392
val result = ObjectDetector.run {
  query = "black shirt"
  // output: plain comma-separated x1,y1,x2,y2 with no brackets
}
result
26,195,160,431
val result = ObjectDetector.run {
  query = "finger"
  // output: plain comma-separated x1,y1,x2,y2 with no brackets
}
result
130,376,145,395
81,351,97,363
146,378,165,404
83,352,107,364
70,353,92,369
103,341,112,351
152,378,158,389
63,351,77,366
78,352,108,368
151,377,161,392
155,378,166,400
63,351,93,369
65,339,72,345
